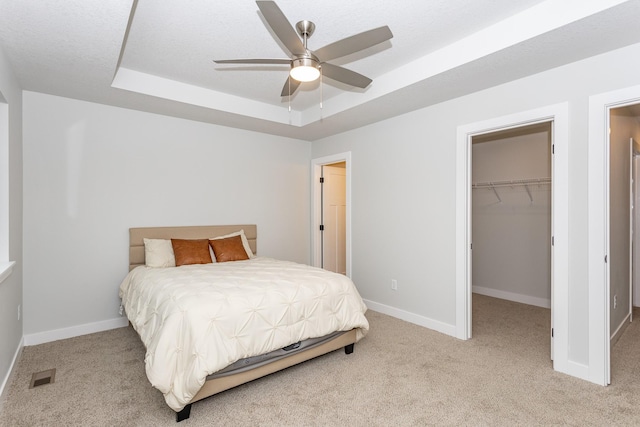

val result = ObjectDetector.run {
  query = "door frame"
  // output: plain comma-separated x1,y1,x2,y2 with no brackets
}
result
311,152,352,277
588,84,640,386
455,103,570,372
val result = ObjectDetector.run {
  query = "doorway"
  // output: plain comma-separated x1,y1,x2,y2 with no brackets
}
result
456,103,570,375
321,162,347,274
589,86,640,386
311,152,352,277
471,122,553,359
608,105,640,354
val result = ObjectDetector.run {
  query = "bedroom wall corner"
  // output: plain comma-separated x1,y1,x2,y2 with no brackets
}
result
0,44,24,402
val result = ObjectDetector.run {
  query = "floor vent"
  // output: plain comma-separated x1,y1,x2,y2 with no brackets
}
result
29,369,56,389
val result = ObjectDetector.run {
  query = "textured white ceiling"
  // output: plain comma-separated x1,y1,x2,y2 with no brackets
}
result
1,0,640,140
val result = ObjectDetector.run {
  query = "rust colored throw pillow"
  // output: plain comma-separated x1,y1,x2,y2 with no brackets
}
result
209,235,250,262
171,239,213,266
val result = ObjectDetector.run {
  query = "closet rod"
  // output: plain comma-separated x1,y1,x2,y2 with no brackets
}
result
472,177,551,189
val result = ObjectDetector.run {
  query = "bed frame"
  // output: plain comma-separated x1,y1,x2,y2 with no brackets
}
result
128,225,358,422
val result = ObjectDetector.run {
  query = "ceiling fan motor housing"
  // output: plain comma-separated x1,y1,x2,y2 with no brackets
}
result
292,57,319,70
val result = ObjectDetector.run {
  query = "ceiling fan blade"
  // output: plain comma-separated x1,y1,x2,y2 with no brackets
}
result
213,58,291,65
320,63,372,88
280,76,301,97
314,26,393,62
256,1,305,56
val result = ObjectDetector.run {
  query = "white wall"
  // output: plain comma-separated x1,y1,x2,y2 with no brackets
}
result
22,92,310,339
472,130,551,307
312,42,640,369
0,46,23,397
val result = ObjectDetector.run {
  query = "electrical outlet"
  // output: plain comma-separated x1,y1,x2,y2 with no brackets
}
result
391,279,398,291
17,304,20,320
614,295,617,309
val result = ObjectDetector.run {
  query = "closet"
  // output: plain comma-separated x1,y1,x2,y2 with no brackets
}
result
471,123,552,308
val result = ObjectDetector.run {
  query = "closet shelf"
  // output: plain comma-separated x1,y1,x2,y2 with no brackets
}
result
472,177,551,203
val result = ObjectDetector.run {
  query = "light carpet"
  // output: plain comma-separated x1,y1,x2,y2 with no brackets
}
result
1,295,640,426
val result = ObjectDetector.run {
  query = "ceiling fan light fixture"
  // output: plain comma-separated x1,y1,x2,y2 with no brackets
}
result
290,57,320,82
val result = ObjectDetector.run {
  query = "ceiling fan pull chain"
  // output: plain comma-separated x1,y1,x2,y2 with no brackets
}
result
320,66,323,110
288,77,291,112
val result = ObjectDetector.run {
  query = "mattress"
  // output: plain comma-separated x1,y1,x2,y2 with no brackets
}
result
119,256,369,411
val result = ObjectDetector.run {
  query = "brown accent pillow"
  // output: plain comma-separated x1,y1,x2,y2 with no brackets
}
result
171,239,213,266
209,235,250,263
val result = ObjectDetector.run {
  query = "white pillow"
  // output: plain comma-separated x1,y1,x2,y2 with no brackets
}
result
210,229,254,259
143,238,176,268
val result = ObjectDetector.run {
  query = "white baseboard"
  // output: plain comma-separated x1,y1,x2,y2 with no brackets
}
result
473,286,551,309
0,336,24,408
610,311,632,348
23,317,129,346
363,299,457,337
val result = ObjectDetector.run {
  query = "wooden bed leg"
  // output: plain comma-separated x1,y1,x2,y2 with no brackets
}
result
344,343,354,354
176,404,192,422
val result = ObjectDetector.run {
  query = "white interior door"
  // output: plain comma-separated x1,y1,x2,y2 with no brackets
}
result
631,154,640,307
550,122,555,360
630,138,635,319
322,165,346,274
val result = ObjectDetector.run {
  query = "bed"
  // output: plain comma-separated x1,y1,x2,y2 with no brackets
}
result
119,225,369,422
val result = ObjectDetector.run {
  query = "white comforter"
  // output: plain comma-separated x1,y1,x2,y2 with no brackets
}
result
119,257,369,411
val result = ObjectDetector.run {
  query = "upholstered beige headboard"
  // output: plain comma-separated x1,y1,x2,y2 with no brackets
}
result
129,225,257,271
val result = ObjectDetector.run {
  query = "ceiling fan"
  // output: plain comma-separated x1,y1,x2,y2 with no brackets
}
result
213,1,393,97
